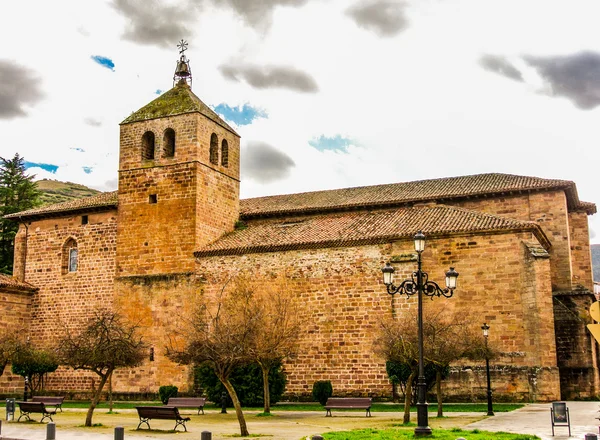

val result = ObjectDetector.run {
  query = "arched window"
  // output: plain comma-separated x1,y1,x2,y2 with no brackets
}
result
221,139,229,167
141,131,155,160
62,238,78,274
163,128,175,158
209,133,218,165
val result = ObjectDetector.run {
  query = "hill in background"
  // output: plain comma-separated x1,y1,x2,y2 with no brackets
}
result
36,179,101,206
593,244,600,283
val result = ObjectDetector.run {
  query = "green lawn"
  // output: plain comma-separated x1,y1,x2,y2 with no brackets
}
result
321,427,539,439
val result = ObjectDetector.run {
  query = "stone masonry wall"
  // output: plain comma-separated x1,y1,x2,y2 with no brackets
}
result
0,288,33,394
456,190,573,291
117,112,240,277
569,211,594,291
553,292,599,399
185,229,560,400
5,210,118,394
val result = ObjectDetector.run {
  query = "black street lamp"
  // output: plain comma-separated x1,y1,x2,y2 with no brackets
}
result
481,323,494,416
381,231,459,436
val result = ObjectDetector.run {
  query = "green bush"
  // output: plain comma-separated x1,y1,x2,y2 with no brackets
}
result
158,385,178,404
312,380,333,405
194,362,287,407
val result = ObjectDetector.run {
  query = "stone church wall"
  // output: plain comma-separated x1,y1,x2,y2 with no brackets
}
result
0,289,33,395
456,189,572,291
188,229,559,401
4,210,118,395
553,291,599,399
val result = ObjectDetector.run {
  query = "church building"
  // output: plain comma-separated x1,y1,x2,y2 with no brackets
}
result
1,48,597,402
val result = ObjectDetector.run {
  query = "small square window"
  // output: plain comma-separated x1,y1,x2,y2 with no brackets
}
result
82,215,89,225
149,194,158,204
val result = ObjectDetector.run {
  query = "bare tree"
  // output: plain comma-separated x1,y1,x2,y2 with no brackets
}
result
0,332,22,377
57,311,147,427
374,307,486,422
373,313,419,424
167,278,258,437
248,276,302,414
422,310,487,417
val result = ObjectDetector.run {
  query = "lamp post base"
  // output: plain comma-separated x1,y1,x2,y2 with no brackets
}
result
414,426,433,436
415,401,432,436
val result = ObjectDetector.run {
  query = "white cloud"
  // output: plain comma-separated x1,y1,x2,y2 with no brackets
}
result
0,0,598,242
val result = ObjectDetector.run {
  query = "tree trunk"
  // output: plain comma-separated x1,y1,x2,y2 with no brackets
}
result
260,363,271,414
108,371,113,412
436,370,443,417
85,371,110,427
403,370,417,424
220,375,249,436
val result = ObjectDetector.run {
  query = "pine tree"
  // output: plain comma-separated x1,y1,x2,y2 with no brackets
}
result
0,154,41,275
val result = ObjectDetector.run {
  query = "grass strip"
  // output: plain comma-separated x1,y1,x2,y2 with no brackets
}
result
321,427,539,439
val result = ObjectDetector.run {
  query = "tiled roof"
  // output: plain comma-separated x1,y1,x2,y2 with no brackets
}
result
240,173,596,217
6,173,596,221
0,274,37,293
4,191,118,220
195,204,549,257
120,82,239,136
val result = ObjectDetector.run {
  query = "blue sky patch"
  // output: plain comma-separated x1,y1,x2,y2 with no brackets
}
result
309,135,352,152
24,161,58,173
83,167,93,174
155,89,163,95
213,103,267,125
70,147,85,152
91,55,115,71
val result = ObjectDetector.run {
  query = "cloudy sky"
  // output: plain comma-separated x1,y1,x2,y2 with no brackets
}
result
1,0,599,243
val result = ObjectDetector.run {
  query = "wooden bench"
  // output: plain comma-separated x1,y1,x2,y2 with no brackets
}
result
166,397,206,415
31,396,65,412
324,397,372,417
136,406,191,432
16,401,57,423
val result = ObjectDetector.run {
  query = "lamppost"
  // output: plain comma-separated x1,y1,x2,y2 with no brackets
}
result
381,231,459,436
481,323,494,416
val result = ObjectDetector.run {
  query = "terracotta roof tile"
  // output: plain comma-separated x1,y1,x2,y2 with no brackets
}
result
4,191,118,220
6,173,596,221
195,204,549,257
0,274,38,293
240,173,595,217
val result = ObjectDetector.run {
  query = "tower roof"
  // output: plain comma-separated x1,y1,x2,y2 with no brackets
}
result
120,82,239,136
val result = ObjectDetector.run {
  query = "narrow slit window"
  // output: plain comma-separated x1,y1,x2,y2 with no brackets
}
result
69,248,78,272
149,194,158,204
81,215,89,225
210,133,218,165
62,238,78,274
221,139,229,167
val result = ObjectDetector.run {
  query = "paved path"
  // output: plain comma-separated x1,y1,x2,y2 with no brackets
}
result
0,402,599,439
467,401,600,439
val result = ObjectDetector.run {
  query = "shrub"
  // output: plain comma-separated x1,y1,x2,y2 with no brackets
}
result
194,362,287,407
158,385,178,404
312,380,333,405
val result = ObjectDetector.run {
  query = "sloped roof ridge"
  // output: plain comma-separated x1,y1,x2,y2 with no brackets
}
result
195,203,550,257
0,273,38,292
240,172,580,218
120,83,239,136
4,191,118,219
5,173,596,221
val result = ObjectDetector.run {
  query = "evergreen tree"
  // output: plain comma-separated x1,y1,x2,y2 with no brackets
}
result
0,154,41,275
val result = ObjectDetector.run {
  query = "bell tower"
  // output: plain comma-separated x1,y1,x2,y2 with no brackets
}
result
115,41,240,276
